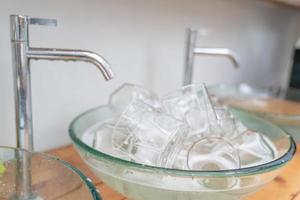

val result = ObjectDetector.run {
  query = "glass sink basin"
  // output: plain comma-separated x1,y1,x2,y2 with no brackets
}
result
208,84,300,142
0,146,101,200
69,105,296,200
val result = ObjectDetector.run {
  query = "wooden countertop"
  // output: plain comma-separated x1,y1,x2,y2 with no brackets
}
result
49,144,300,200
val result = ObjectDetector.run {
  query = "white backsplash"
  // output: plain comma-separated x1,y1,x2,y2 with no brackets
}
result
0,0,300,150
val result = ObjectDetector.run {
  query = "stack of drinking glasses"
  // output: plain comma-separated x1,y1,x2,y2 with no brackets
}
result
88,83,277,171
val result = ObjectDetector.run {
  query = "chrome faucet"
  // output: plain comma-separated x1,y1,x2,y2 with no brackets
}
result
10,14,114,199
183,28,240,85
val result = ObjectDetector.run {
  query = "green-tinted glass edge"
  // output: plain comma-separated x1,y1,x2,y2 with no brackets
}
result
57,159,102,200
0,146,102,200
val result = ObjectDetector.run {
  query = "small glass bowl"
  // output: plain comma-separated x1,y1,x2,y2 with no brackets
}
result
69,104,296,200
0,146,101,200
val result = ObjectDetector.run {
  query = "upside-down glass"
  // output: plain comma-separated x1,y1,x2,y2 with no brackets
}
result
0,146,101,200
111,101,189,168
69,104,296,200
109,83,161,113
162,83,245,139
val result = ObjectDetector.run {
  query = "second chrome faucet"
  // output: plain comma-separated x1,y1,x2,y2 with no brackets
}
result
183,28,240,86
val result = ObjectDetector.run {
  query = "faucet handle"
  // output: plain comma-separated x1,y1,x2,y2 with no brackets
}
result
29,17,57,27
10,15,57,41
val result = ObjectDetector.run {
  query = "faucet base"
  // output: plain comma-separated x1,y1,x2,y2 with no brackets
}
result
10,193,43,200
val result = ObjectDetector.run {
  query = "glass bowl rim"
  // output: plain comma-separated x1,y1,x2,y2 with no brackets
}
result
0,146,102,200
69,105,297,178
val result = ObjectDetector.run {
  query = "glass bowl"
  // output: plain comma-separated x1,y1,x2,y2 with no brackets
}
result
0,146,101,200
69,105,296,200
208,83,300,142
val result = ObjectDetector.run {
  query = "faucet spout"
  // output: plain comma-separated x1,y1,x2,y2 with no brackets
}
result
193,47,239,69
27,48,114,80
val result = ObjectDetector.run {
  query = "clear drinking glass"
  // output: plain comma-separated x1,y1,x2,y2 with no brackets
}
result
109,83,161,113
162,84,218,135
186,137,241,171
162,83,245,139
112,101,189,167
230,130,277,167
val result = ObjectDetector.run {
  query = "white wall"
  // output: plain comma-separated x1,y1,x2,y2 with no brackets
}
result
1,0,300,151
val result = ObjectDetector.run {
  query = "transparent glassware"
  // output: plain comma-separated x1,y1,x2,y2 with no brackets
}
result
162,83,244,139
0,146,101,200
209,83,300,142
69,104,296,200
162,83,216,134
109,83,161,113
111,101,188,167
186,137,241,171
